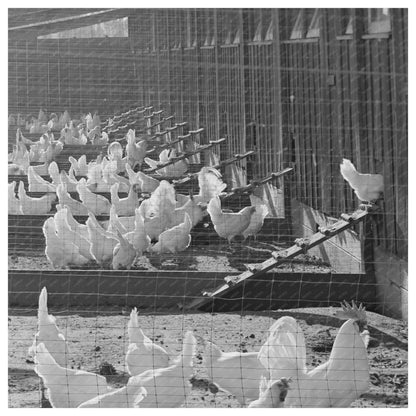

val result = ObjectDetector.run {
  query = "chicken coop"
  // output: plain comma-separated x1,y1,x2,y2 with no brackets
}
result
8,8,408,408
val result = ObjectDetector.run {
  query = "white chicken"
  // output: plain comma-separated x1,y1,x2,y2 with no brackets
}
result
124,208,151,255
340,158,384,203
69,155,89,177
202,339,268,405
43,217,89,268
35,343,109,408
248,377,292,408
54,208,95,262
242,195,269,240
126,129,148,169
257,302,370,407
28,287,70,367
207,196,256,242
151,212,193,254
125,307,170,376
125,164,160,193
194,166,227,204
110,182,140,216
48,161,61,187
77,178,111,216
86,213,119,265
144,148,189,177
28,166,56,193
56,183,90,216
8,181,21,214
126,330,197,408
18,181,56,215
112,229,136,270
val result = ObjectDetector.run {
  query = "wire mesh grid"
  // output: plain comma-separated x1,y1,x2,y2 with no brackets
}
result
8,8,407,408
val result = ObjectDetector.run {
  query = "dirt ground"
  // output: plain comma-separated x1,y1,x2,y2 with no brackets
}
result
8,306,408,408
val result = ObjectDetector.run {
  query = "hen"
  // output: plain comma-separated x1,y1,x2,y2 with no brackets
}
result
125,307,170,376
18,181,56,215
144,148,188,177
125,164,160,193
194,166,227,204
35,343,109,408
126,331,197,407
126,129,148,169
43,217,89,268
28,166,56,193
28,287,70,367
242,195,269,240
151,212,193,254
258,302,370,407
77,178,111,216
207,196,256,242
340,158,384,203
202,339,268,405
112,229,136,270
110,182,140,216
248,377,292,408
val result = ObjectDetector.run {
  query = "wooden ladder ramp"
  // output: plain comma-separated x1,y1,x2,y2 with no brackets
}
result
182,206,375,311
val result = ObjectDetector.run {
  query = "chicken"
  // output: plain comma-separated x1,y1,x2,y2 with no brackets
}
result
43,217,89,268
28,166,56,193
77,178,111,216
125,307,170,376
125,164,160,193
44,141,64,163
107,141,124,162
144,148,188,177
124,208,151,255
242,195,269,240
340,158,384,203
110,182,140,216
207,196,256,242
54,208,95,261
126,129,148,169
86,212,119,265
257,302,370,407
194,166,227,204
56,183,90,216
35,343,109,408
112,229,136,270
28,287,70,367
57,204,89,242
18,181,56,215
78,382,146,408
8,181,21,214
151,212,192,254
248,377,291,408
126,331,197,407
90,130,109,146
48,161,61,187
69,155,89,177
202,339,268,405
170,194,205,228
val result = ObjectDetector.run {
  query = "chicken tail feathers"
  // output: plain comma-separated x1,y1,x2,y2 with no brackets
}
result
38,287,52,322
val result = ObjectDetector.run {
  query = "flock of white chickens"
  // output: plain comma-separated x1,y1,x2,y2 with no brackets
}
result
30,287,370,408
8,109,273,270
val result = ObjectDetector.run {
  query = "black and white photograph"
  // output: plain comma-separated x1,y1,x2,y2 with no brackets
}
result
7,7,408,408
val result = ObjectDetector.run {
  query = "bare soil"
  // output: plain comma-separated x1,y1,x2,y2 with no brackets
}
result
8,307,408,408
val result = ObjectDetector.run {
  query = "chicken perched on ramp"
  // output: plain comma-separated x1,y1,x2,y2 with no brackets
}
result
125,307,170,376
28,287,70,367
207,196,256,242
340,158,384,203
258,302,370,407
35,343,109,408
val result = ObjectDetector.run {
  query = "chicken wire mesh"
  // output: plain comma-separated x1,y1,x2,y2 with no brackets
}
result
8,8,407,408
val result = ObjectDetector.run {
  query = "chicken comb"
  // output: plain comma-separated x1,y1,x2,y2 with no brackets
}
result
335,300,367,324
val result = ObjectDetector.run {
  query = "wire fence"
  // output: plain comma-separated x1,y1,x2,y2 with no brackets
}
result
8,8,407,408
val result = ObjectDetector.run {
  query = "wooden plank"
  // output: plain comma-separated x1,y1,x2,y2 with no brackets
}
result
185,207,372,310
390,8,408,259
